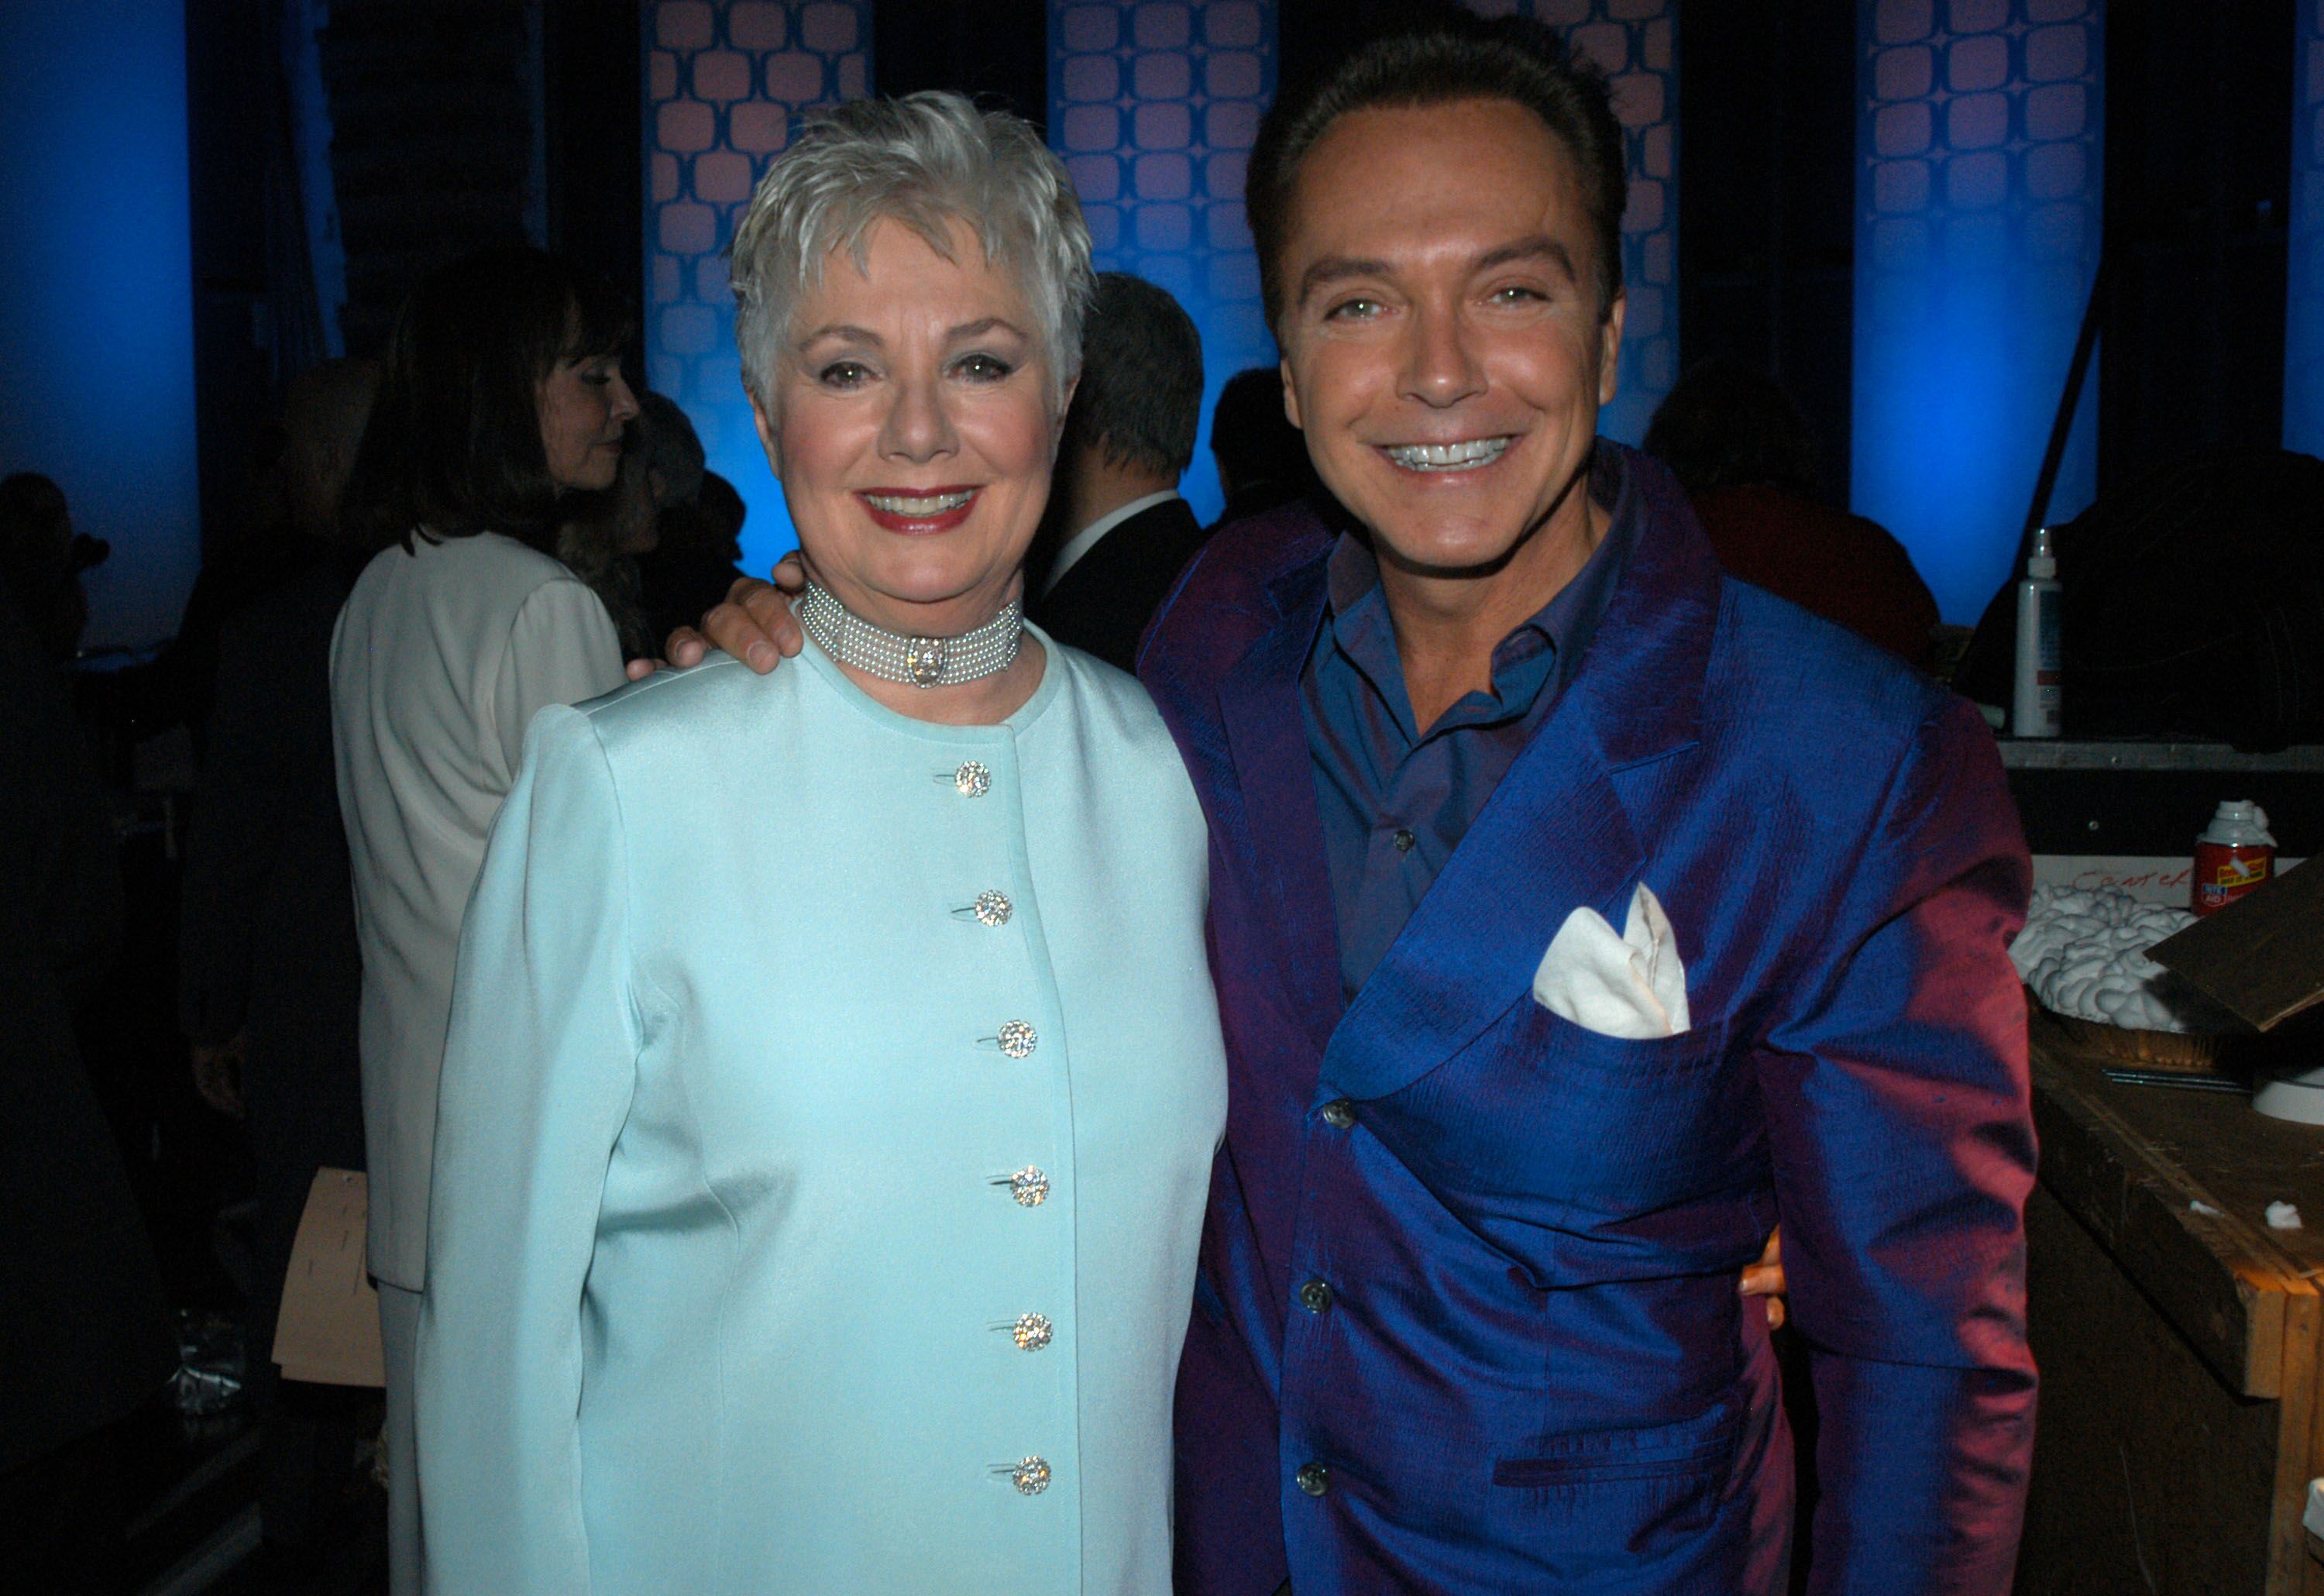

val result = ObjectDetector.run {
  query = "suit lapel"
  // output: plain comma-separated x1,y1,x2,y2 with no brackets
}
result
1215,556,1344,1060
1322,451,1723,1102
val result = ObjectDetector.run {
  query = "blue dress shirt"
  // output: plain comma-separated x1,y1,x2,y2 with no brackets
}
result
1301,456,1638,997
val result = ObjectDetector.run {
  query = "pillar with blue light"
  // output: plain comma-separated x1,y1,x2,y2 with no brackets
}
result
1504,0,1679,447
1050,1,1276,526
1851,0,2104,624
0,0,202,649
644,0,872,573
2288,1,2324,458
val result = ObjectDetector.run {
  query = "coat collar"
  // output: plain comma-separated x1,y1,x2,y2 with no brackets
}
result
1218,444,1726,1102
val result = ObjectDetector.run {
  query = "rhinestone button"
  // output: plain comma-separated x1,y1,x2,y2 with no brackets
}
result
1011,1312,1054,1351
974,889,1012,927
1296,1460,1330,1497
1392,827,1417,855
954,761,991,797
1321,1099,1356,1130
1298,1278,1334,1314
997,1020,1037,1059
1007,1456,1052,1495
1006,1167,1050,1207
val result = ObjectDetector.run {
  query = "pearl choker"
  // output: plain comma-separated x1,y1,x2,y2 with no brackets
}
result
797,580,1024,689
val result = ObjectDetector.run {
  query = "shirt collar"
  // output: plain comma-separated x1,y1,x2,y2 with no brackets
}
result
1040,489,1181,597
1313,445,1639,734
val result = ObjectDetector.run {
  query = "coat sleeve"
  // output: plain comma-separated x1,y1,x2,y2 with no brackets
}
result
490,577,624,778
1755,693,2037,1596
417,702,641,1594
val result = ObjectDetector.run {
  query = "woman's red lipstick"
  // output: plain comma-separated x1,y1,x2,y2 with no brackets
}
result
856,487,979,533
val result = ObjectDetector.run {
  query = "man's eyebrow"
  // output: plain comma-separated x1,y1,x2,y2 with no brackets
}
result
1476,236,1580,279
1294,256,1392,308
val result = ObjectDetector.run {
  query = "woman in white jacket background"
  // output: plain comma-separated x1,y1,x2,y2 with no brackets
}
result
328,245,638,1594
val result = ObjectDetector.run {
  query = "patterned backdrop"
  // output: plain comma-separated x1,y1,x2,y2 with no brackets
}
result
1048,2,1275,524
1851,0,2104,623
2288,1,2324,458
1484,0,1679,447
645,1,869,569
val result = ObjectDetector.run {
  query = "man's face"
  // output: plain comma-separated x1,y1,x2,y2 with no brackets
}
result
1274,98,1623,579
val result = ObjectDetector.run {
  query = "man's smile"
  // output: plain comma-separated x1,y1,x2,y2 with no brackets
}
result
1380,436,1512,472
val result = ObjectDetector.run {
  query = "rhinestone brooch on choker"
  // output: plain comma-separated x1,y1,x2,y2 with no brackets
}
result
797,581,1023,688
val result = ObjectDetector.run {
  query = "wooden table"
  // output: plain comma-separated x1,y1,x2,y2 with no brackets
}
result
2016,1013,2324,1594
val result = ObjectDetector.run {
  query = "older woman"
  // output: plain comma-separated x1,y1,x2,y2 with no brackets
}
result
414,95,1226,1594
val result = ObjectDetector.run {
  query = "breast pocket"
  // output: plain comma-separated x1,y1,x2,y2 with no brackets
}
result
1357,996,1764,1269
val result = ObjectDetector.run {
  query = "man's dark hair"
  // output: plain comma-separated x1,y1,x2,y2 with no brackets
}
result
340,245,634,557
1061,272,1204,477
1642,358,1823,499
1246,15,1627,333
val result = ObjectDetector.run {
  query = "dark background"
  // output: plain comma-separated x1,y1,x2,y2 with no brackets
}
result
184,0,2298,548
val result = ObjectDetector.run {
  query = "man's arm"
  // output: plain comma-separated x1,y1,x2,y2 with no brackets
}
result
1756,694,2037,1595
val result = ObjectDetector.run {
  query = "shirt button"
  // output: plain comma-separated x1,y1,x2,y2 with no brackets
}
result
954,761,991,797
1295,1460,1330,1497
1392,828,1417,854
1002,1456,1052,1495
1011,1312,1054,1351
973,889,1012,927
1321,1099,1356,1130
996,1020,1037,1059
1298,1278,1334,1314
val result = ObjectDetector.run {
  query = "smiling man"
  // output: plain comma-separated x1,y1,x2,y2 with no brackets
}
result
681,18,2037,1594
1135,19,2037,1596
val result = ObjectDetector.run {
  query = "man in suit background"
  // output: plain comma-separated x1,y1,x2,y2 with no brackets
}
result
1029,271,1210,670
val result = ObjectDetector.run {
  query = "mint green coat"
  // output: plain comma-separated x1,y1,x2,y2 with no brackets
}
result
414,634,1227,1594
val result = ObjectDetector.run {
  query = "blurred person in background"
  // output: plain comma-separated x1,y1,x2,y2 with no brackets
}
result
1027,270,1208,670
179,357,383,1588
0,472,177,1594
562,390,704,661
1208,365,1321,527
639,462,748,645
1644,357,1938,669
331,245,635,1594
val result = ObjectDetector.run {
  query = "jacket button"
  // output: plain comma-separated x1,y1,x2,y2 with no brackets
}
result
1391,827,1416,854
1321,1098,1356,1130
1295,1460,1330,1497
1298,1278,1334,1313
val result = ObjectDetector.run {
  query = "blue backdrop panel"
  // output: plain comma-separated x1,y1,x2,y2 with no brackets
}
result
644,0,873,572
1050,1,1277,526
1492,0,1679,446
0,1,201,650
2289,2,2324,457
1851,0,2103,624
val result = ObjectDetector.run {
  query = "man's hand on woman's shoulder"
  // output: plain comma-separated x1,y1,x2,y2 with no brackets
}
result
624,555,810,680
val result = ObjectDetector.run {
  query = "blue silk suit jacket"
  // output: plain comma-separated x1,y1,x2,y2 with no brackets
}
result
1138,446,2037,1594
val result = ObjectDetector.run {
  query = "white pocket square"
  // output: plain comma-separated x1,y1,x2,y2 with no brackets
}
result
1531,882,1690,1040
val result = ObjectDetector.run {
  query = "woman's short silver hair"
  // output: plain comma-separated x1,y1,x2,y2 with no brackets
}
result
731,91,1095,409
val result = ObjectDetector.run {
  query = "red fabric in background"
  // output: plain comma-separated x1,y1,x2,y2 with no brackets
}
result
1690,483,1940,669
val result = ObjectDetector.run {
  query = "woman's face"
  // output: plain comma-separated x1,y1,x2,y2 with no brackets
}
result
538,351,639,494
752,216,1066,635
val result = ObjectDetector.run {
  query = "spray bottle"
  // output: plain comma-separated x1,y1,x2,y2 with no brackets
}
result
2012,527,2062,738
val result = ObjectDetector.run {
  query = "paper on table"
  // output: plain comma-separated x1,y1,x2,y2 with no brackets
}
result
273,1168,383,1388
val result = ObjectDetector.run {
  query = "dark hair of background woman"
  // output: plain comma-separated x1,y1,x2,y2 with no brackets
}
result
339,246,634,558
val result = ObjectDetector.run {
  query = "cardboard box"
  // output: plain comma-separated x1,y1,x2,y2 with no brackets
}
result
2150,859,2324,1034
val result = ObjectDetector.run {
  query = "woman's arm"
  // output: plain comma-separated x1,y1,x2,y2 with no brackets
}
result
417,702,641,1593
492,576,627,776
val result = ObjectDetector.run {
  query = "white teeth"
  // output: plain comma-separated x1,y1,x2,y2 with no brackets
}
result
865,490,975,514
1384,438,1509,471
